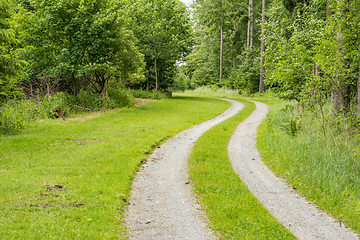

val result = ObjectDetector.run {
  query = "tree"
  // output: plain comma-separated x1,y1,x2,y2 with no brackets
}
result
0,0,26,104
128,0,192,91
18,0,144,97
220,0,225,82
259,0,266,93
357,59,360,114
188,0,260,92
247,0,254,50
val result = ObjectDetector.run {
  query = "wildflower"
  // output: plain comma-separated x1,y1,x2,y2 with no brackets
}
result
30,85,33,96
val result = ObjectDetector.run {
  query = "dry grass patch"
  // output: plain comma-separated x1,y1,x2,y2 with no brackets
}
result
134,98,158,106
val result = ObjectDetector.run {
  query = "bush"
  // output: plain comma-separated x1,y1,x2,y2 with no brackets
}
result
0,93,72,134
258,99,360,232
108,88,134,107
0,103,25,135
129,89,172,100
0,89,136,135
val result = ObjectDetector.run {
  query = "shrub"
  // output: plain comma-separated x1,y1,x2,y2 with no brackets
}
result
108,88,134,107
129,89,172,100
0,89,136,135
0,103,26,134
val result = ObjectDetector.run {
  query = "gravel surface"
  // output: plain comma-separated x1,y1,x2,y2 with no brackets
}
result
125,99,244,239
228,100,359,240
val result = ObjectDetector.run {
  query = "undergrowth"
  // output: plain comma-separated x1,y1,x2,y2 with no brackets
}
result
188,99,295,239
0,89,167,135
255,96,360,235
181,86,239,98
129,89,172,99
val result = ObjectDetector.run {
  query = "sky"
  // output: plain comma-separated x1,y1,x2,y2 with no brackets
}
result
179,0,193,6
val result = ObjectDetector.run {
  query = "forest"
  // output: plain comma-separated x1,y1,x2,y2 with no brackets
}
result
1,0,360,238
0,0,359,134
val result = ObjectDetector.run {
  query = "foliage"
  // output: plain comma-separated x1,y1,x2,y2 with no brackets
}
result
0,92,70,134
16,0,144,96
129,89,172,100
224,48,260,94
108,88,134,108
0,97,229,238
171,66,191,91
186,0,262,93
189,99,295,239
0,0,26,105
264,0,326,100
180,86,239,98
264,0,360,119
127,0,192,91
0,88,134,135
257,97,360,234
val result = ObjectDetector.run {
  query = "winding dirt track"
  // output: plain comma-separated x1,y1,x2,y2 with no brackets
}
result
125,99,359,240
125,99,244,239
228,101,359,240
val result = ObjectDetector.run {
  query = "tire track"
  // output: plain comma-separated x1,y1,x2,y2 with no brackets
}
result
228,100,359,240
125,99,244,239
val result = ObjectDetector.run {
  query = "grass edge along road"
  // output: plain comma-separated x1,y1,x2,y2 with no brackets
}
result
254,96,360,235
188,98,295,239
0,96,229,239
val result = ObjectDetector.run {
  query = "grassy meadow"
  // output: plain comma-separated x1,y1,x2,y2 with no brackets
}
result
2,86,358,239
0,97,230,239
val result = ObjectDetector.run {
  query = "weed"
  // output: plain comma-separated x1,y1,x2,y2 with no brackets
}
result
180,86,239,98
129,89,172,99
256,95,360,234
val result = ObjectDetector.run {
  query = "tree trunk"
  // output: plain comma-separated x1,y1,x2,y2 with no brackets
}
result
146,70,150,91
72,74,78,96
154,45,158,92
220,0,225,82
247,0,254,50
259,0,266,93
333,3,350,113
100,79,108,98
326,1,333,19
357,59,360,114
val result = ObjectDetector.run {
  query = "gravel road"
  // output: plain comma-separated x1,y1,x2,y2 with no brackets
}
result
228,100,359,240
125,99,244,239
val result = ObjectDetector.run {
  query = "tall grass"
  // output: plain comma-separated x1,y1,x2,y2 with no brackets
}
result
181,86,239,98
129,89,172,99
0,89,134,135
256,97,360,234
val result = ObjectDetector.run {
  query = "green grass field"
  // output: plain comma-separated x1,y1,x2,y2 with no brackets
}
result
188,98,295,239
0,97,229,239
3,90,357,239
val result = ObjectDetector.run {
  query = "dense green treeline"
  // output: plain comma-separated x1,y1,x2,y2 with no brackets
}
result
0,0,192,134
186,0,359,103
3,0,359,117
3,0,192,98
184,0,262,92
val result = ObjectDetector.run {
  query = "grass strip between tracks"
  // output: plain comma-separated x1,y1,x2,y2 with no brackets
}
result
188,99,295,239
0,96,230,239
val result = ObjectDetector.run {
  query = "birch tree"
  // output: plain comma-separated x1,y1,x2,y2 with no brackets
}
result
259,0,266,93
